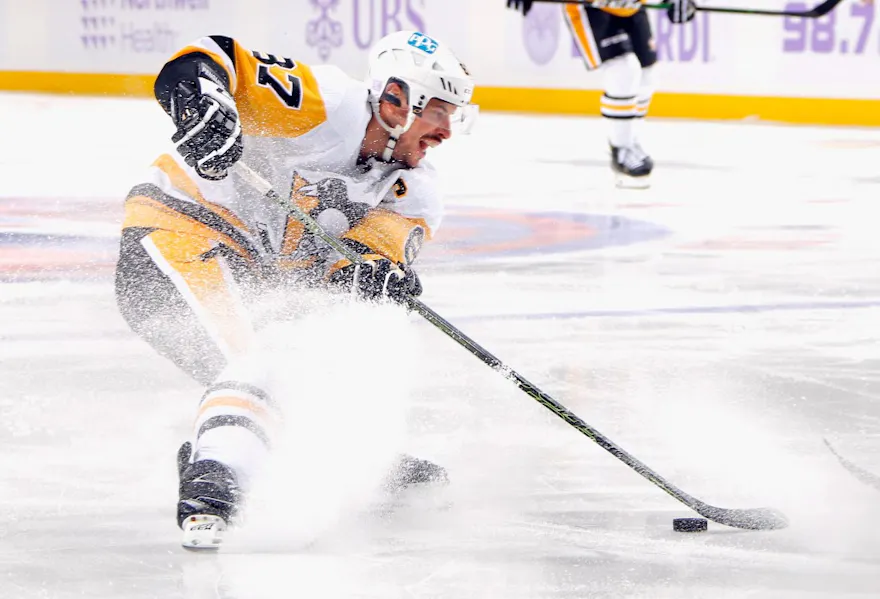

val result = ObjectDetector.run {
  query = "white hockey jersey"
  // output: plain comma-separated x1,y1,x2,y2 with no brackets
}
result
124,35,441,278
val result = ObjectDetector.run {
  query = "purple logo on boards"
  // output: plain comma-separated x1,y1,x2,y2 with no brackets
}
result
306,0,344,61
523,4,561,65
781,1,876,56
304,0,428,61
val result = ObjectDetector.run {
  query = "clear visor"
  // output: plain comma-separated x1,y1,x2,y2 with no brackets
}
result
415,101,479,135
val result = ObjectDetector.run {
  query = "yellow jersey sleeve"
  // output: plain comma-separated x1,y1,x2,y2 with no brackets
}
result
161,35,328,139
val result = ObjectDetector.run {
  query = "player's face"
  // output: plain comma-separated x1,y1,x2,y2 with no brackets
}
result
392,98,454,168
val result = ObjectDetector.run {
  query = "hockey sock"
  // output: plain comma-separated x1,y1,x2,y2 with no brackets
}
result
636,65,654,119
192,380,276,491
600,53,641,148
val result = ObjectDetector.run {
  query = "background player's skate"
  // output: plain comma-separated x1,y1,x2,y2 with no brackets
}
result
610,142,653,189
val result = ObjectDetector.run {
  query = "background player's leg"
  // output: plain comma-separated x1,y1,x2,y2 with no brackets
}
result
636,64,655,123
602,53,642,151
623,9,660,156
564,6,652,187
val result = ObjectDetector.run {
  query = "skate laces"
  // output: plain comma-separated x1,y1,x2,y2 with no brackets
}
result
620,145,648,170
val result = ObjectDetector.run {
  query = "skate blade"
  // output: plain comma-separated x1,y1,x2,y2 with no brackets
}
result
181,514,226,551
614,172,652,190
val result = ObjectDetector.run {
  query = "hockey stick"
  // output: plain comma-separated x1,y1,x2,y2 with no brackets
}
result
534,0,843,18
824,438,880,492
236,162,788,531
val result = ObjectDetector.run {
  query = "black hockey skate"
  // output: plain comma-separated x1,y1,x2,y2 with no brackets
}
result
383,453,449,494
177,442,241,550
610,143,653,189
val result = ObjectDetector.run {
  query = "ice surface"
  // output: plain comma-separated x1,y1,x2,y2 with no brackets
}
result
2,93,880,598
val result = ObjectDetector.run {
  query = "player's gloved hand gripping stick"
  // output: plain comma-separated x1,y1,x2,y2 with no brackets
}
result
329,256,422,304
237,162,788,531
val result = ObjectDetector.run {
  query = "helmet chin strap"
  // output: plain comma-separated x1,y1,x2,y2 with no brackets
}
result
370,97,416,163
382,139,397,163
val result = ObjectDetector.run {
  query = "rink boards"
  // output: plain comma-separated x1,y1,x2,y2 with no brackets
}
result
1,0,880,125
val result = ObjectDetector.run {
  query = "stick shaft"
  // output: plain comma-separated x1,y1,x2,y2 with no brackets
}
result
533,0,842,18
408,296,698,499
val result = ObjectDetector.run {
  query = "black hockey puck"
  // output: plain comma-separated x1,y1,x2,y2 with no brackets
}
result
673,517,708,532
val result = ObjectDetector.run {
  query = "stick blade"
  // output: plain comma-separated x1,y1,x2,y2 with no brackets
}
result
698,505,789,530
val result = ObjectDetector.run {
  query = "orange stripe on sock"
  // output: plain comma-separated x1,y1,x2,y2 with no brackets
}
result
601,103,638,112
198,395,271,420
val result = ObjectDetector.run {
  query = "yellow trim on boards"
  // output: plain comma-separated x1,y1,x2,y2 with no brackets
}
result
0,70,878,127
472,87,880,127
0,71,155,97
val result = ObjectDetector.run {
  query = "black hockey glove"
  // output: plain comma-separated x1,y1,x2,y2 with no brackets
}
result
507,0,534,16
329,258,422,304
668,0,697,23
170,76,243,181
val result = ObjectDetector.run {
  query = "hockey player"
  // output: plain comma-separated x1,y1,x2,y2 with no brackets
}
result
507,0,695,188
114,30,476,549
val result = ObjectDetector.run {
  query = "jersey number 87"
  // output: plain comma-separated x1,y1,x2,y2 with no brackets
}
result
253,51,303,110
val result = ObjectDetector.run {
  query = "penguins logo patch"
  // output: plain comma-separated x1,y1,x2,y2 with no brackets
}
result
393,178,408,199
